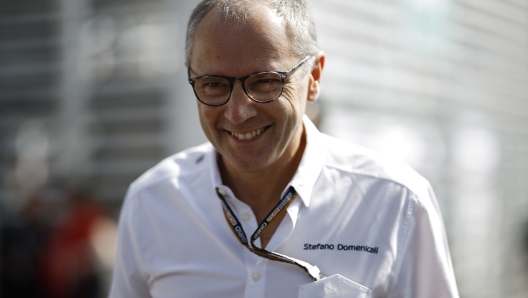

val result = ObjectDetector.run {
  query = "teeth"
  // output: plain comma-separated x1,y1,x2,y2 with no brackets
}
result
231,128,264,140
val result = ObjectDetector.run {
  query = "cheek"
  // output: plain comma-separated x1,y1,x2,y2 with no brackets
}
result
198,105,222,137
198,105,219,124
275,90,305,135
280,86,307,117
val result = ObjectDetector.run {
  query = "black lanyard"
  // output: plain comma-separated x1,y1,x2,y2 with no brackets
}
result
216,186,326,281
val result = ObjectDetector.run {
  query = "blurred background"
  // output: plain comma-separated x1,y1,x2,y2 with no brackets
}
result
0,0,527,297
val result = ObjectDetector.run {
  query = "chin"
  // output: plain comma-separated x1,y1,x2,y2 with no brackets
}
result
221,147,274,172
226,154,272,173
231,160,266,173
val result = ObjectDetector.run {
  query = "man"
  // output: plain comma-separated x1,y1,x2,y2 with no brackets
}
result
109,0,459,297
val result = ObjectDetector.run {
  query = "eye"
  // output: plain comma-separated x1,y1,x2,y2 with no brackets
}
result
195,77,230,96
206,82,225,88
257,79,274,84
247,73,282,93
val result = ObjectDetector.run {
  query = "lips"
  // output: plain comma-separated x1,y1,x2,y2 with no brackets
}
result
229,127,265,140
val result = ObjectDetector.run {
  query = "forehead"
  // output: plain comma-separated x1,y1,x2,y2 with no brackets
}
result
190,4,294,76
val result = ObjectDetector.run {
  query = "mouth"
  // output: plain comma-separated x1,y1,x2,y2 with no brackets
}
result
229,126,268,141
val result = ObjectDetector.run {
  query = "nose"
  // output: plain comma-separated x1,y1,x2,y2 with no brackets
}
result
224,82,257,124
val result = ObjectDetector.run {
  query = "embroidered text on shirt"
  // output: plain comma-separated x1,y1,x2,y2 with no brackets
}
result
304,243,379,254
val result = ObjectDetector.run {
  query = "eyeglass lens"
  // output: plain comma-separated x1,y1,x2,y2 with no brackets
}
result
193,72,283,105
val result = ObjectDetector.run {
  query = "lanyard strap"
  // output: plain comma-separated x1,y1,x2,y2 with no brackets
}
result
216,186,326,281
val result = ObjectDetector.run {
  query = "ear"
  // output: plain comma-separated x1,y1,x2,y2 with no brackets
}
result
307,52,325,103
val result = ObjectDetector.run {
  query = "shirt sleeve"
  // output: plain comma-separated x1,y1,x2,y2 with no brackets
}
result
388,188,459,298
108,190,152,298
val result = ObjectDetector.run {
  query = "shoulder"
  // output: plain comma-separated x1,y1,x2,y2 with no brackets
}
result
321,134,431,200
126,142,213,197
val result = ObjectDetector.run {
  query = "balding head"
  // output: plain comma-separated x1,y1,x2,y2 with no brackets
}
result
185,0,318,65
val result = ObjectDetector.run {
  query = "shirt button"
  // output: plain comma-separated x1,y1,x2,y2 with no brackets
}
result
251,272,261,281
241,212,251,222
218,188,226,196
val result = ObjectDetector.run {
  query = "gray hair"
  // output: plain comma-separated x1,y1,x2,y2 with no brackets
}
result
185,0,319,64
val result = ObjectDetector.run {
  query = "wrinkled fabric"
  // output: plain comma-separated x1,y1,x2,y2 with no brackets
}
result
109,116,459,298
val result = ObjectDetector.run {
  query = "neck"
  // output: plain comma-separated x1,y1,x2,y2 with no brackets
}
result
218,127,306,222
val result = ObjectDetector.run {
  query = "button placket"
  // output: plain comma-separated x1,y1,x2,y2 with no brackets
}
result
241,212,251,222
244,261,267,298
231,205,258,271
248,261,267,284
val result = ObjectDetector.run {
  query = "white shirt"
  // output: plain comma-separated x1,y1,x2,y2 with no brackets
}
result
109,116,459,298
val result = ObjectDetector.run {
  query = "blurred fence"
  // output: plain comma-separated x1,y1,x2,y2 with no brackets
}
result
0,0,527,297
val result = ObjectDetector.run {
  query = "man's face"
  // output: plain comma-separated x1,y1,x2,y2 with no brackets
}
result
189,5,316,175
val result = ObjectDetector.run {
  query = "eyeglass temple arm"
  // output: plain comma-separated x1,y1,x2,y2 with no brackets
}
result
284,55,314,76
187,67,193,83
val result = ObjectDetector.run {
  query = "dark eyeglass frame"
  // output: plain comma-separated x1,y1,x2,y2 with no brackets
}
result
187,55,313,106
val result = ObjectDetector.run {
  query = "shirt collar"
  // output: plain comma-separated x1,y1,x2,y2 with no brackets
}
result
288,115,325,207
209,146,223,190
209,115,326,207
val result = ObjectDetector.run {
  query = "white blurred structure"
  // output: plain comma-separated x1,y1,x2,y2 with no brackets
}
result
0,0,527,297
310,0,528,297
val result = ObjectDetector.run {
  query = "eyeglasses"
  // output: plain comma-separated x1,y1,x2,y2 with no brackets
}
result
188,55,313,106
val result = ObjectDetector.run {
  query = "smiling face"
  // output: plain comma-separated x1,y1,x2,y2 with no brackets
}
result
189,4,318,176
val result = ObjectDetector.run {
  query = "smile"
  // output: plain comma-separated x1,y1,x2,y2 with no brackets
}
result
230,128,265,140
